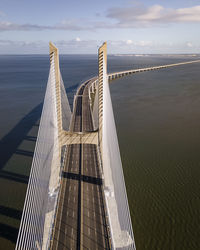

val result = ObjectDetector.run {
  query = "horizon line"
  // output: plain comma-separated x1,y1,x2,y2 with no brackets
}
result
1,53,200,56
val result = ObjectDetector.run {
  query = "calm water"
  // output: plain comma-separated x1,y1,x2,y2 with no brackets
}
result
0,54,200,249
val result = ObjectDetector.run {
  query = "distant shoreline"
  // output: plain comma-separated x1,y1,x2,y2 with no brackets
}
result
113,54,200,57
0,53,200,57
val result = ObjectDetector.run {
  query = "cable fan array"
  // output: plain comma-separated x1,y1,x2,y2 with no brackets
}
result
15,52,71,250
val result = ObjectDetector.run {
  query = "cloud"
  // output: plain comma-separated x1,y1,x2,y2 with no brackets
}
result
136,40,153,46
0,39,154,54
0,19,91,32
107,4,200,27
186,42,193,47
126,40,133,45
54,19,93,31
109,39,154,51
0,39,45,47
75,37,81,42
54,39,100,53
113,39,153,47
0,21,49,31
0,39,85,50
108,39,200,54
0,39,199,54
1,4,200,32
0,39,48,54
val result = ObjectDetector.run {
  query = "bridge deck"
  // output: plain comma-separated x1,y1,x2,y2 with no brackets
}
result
50,81,110,249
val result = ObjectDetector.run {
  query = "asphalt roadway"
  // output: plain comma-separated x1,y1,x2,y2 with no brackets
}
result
50,80,111,249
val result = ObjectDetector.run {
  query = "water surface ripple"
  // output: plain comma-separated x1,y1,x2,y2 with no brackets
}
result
0,54,200,249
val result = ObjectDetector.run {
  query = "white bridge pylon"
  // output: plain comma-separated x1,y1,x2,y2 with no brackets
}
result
97,42,136,249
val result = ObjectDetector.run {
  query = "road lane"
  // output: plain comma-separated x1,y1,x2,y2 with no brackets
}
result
50,79,110,249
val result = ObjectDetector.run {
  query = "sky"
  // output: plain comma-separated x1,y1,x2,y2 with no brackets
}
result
0,0,200,54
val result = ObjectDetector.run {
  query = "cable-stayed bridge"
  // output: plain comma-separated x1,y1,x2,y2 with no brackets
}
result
15,42,200,250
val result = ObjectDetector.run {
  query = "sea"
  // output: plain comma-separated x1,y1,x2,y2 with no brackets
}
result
0,54,200,250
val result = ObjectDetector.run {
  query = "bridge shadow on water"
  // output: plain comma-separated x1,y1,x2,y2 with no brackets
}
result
0,170,29,184
0,85,77,176
0,206,22,243
0,103,42,172
0,103,43,246
0,85,77,246
0,223,19,243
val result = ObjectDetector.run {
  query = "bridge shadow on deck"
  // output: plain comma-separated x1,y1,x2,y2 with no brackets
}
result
62,171,103,185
